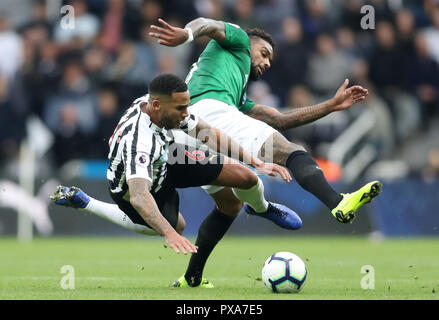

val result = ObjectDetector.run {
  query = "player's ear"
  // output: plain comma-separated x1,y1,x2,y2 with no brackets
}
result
151,99,161,111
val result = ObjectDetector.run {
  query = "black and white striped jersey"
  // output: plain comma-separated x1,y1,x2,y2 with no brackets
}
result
107,94,198,196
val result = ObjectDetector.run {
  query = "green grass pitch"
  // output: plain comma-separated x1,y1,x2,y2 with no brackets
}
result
1,236,438,300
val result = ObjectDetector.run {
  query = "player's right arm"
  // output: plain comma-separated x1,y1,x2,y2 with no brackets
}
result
149,18,226,46
127,177,197,255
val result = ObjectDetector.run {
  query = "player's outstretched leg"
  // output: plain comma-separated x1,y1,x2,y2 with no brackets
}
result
331,180,383,223
51,185,156,235
267,133,383,224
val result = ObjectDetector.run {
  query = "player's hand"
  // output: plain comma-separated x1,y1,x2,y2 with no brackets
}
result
330,79,369,111
164,230,198,255
149,18,189,47
252,160,292,182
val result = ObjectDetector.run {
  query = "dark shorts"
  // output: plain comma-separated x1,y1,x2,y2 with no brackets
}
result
110,144,224,230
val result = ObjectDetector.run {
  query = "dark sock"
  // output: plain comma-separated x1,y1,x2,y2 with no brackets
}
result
286,151,343,210
184,207,235,286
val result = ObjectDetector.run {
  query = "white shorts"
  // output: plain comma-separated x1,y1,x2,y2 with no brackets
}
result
174,99,276,194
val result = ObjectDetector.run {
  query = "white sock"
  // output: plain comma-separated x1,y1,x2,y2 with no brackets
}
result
232,177,269,213
83,198,158,236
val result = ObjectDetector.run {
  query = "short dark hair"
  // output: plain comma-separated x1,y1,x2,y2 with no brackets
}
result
148,73,188,96
245,28,276,51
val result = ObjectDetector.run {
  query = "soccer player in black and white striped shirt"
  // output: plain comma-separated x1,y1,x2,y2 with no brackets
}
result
52,74,301,266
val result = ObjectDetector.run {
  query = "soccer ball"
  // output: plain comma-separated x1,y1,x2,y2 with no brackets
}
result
261,251,307,293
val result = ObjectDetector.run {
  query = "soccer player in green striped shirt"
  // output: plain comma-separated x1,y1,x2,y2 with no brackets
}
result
150,18,382,288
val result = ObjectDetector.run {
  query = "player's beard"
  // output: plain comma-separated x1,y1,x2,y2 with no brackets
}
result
249,64,262,81
160,111,178,129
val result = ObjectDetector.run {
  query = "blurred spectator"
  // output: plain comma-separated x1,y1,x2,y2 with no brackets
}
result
82,45,111,88
50,102,91,166
370,0,394,21
44,60,98,165
140,0,164,29
336,27,360,62
160,0,199,24
253,0,297,41
0,14,23,79
268,17,308,103
362,85,395,158
99,0,124,54
121,0,147,42
403,31,439,122
19,0,52,47
0,71,28,167
23,40,62,118
105,40,156,85
307,33,351,98
395,8,416,53
299,0,333,45
226,0,260,30
248,80,280,107
287,84,313,108
351,58,370,86
368,21,405,97
194,0,225,20
350,57,397,154
89,87,122,159
53,0,100,49
19,0,58,118
0,0,34,29
20,0,52,29
424,7,439,65
339,0,366,32
367,21,423,140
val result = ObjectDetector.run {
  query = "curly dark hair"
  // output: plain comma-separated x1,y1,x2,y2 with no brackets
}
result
245,28,276,51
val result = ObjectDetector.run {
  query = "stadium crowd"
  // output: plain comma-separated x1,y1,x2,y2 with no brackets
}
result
1,0,438,181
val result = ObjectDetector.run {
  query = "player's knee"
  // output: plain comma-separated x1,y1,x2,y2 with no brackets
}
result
239,170,259,190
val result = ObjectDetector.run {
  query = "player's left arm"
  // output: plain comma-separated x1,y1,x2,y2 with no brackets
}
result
246,79,369,131
149,18,226,47
193,118,291,181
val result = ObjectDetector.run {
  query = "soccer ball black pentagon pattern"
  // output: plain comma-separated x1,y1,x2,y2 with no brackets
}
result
262,252,307,293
